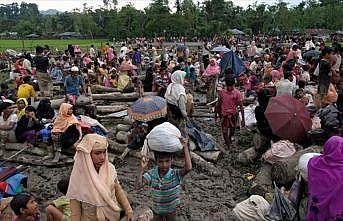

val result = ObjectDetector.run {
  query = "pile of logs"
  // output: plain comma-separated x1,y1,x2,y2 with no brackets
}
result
239,133,323,196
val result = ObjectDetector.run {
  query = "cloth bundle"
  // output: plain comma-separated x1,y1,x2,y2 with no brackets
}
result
262,140,296,164
233,195,270,221
317,104,341,128
141,122,183,162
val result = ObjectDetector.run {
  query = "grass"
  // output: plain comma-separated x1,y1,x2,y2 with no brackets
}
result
0,39,110,52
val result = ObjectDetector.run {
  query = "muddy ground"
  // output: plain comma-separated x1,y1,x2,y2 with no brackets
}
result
3,116,260,221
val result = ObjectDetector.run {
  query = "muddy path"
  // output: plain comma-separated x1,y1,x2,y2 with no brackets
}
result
3,115,260,221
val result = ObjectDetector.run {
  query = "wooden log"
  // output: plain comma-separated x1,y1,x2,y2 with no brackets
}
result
116,124,131,132
91,85,120,93
97,105,127,114
92,92,158,101
123,116,134,125
190,151,219,174
108,140,127,154
5,143,47,156
116,131,129,144
271,145,322,186
237,147,258,164
249,164,273,196
98,110,128,119
194,150,221,162
37,96,91,109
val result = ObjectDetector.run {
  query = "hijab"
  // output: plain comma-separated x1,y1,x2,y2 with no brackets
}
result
203,59,220,77
51,103,79,133
67,134,121,220
16,98,28,119
36,99,55,120
165,70,186,106
307,136,343,221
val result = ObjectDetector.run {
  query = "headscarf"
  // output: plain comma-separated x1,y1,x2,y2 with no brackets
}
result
36,99,55,120
203,59,220,77
233,195,270,221
16,98,28,119
307,136,343,220
67,134,121,221
51,103,79,133
164,70,186,106
271,70,282,83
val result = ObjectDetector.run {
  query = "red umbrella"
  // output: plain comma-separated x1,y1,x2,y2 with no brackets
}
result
265,94,312,143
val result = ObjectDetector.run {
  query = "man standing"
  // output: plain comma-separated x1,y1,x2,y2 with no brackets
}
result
275,71,297,97
33,46,51,97
64,66,85,105
217,78,245,149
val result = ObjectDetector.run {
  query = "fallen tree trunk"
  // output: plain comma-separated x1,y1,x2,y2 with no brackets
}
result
271,145,322,186
97,105,127,114
91,85,121,93
92,92,158,101
190,151,219,174
36,96,92,109
194,151,221,162
108,140,127,154
116,124,131,132
237,147,258,164
249,164,273,197
116,131,129,144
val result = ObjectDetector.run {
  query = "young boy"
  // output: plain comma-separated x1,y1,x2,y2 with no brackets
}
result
135,139,192,221
10,193,40,221
217,78,245,149
45,178,70,221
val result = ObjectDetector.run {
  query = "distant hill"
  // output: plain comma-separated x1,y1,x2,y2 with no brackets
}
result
40,9,61,15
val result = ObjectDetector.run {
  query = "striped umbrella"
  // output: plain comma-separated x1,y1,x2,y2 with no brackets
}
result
128,96,167,122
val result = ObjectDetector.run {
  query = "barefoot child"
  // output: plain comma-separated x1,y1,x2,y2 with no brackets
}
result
10,193,40,221
135,135,192,221
46,178,70,221
217,78,245,149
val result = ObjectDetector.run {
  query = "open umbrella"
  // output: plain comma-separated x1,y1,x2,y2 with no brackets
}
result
265,94,312,143
211,46,231,53
128,96,167,122
303,50,321,59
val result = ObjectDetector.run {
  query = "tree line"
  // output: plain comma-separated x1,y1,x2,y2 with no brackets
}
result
0,0,342,39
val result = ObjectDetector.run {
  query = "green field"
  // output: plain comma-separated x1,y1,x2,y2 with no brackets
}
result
0,39,110,52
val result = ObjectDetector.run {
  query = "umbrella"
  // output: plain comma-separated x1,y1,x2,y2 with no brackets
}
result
303,50,321,59
265,94,312,143
211,46,231,53
128,96,167,122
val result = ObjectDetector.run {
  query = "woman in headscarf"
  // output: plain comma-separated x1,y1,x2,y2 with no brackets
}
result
307,136,343,220
67,134,133,221
50,103,81,162
36,99,55,123
165,70,187,137
203,58,220,103
16,98,28,119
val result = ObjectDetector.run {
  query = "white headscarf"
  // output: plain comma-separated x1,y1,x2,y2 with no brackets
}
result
233,195,270,221
165,70,186,106
67,134,121,221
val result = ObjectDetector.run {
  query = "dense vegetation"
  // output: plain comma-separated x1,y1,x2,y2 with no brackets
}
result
0,0,342,39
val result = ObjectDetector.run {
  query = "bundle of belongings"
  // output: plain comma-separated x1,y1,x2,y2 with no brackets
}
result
141,122,183,162
317,104,342,130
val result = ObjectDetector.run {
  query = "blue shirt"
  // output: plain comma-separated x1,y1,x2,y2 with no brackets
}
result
64,75,83,96
143,167,181,215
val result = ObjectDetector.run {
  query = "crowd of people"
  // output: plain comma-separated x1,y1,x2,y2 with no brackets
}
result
0,33,342,220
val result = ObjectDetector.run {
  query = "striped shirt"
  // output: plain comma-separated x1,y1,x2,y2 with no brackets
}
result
143,167,181,215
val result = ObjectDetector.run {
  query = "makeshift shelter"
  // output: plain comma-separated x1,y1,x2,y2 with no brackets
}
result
219,51,245,79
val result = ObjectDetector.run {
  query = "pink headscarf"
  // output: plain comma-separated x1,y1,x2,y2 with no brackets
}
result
203,59,220,77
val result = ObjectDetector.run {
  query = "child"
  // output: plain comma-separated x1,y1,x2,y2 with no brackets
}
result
10,193,40,221
45,178,70,221
217,78,245,149
135,139,192,221
295,88,310,106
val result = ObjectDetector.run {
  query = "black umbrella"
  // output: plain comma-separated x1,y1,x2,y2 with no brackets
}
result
303,50,321,59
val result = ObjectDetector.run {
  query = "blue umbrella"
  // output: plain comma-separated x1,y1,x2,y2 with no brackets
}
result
211,46,231,53
128,96,167,122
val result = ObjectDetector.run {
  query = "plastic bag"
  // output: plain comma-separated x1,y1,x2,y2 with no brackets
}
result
288,174,302,207
267,183,297,221
186,118,215,151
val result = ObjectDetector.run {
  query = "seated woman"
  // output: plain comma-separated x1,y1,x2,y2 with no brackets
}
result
15,106,42,148
0,102,18,156
67,134,133,221
307,136,343,220
50,103,82,162
16,98,28,120
36,99,55,123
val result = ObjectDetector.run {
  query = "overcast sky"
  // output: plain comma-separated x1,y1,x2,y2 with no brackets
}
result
1,0,304,11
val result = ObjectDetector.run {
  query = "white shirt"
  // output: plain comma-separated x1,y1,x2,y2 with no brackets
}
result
89,47,96,58
305,41,315,51
333,54,342,71
0,113,18,138
276,79,296,97
120,46,128,58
